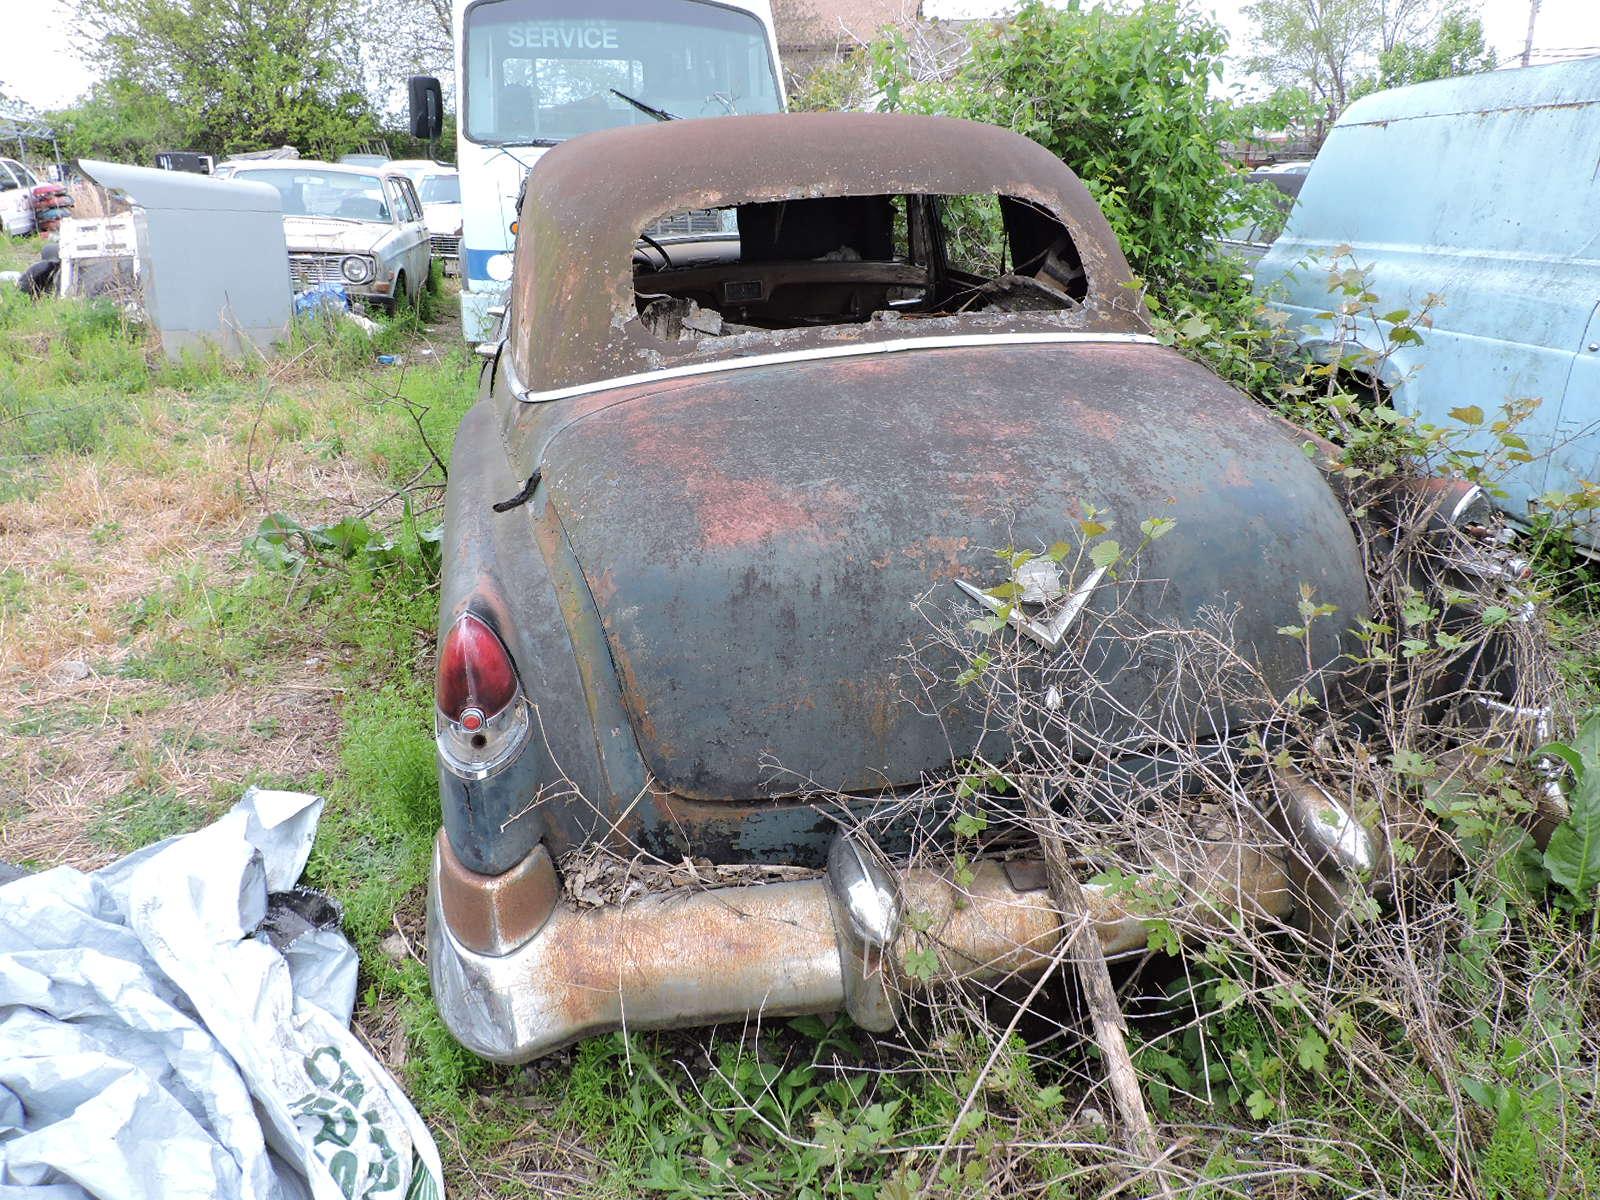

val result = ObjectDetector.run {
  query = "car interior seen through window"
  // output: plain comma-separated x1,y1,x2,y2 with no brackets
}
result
235,169,394,222
631,192,1089,341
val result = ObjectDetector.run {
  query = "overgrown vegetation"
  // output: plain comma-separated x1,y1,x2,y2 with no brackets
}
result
800,0,1270,307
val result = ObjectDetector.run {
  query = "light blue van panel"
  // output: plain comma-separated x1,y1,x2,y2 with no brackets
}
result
1254,58,1600,549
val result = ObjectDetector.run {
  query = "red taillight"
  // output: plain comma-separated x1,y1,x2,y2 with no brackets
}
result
436,613,518,724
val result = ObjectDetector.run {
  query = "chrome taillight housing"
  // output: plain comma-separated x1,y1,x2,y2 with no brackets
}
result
435,612,530,779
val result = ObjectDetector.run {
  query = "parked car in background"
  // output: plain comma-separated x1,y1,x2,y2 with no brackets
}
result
387,160,462,274
422,111,1498,1063
0,157,39,237
1255,58,1600,552
1216,165,1306,271
229,162,431,312
154,151,215,174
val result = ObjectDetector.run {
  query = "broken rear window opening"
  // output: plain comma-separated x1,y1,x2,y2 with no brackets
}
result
631,192,1090,343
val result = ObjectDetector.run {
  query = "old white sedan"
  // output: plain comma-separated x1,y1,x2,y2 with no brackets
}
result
232,161,431,312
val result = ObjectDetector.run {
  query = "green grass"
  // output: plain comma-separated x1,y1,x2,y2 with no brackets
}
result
88,785,222,854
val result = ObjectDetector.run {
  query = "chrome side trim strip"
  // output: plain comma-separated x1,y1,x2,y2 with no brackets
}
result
512,331,1160,405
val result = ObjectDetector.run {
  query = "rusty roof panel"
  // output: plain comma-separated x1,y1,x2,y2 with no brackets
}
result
508,111,1148,391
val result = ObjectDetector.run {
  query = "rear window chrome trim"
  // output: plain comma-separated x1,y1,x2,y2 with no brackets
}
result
510,331,1160,404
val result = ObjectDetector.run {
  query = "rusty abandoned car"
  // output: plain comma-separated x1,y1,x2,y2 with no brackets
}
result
427,112,1500,1062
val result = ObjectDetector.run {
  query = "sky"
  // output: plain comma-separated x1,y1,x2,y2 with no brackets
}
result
3,0,1598,113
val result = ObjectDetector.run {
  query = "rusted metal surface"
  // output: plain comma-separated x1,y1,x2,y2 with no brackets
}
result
900,849,1292,983
428,831,1295,1063
507,112,1148,393
540,341,1369,801
435,831,559,955
434,112,1368,878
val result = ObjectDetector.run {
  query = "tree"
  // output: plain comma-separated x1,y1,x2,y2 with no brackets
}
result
50,80,186,164
71,0,380,158
1245,0,1480,118
1244,0,1382,118
359,0,455,107
1372,14,1496,89
865,1,1265,299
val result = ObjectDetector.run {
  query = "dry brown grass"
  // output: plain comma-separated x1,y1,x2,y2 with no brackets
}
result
0,387,413,870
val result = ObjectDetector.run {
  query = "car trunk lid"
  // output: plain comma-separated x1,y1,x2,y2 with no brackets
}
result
541,341,1367,801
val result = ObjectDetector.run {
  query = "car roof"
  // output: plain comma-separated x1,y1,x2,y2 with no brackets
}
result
387,159,456,174
1338,55,1600,128
510,111,1143,392
229,160,387,177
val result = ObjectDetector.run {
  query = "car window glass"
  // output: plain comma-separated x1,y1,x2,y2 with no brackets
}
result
399,179,423,222
384,179,408,222
418,174,460,204
14,163,37,187
235,169,391,221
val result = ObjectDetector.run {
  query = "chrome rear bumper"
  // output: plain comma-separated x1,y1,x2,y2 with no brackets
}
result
427,809,1334,1063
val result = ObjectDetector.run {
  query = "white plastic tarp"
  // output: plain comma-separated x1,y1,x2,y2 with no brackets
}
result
0,789,444,1200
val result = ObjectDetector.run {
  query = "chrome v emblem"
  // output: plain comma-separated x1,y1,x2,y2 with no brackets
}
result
955,565,1106,649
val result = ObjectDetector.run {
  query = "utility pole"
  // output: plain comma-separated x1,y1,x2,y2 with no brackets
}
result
1521,0,1541,68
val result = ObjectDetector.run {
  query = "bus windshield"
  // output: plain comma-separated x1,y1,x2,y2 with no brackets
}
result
463,0,781,145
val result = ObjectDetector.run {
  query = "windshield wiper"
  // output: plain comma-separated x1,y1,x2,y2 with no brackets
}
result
610,88,679,123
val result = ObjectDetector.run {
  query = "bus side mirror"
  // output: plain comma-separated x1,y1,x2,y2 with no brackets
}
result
409,76,444,141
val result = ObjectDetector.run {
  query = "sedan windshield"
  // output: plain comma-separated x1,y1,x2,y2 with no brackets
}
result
418,175,461,204
236,169,392,222
464,0,781,145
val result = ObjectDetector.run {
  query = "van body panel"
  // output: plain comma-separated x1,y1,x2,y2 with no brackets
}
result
1254,59,1600,548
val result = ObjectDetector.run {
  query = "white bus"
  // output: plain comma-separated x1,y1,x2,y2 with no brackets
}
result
412,0,785,342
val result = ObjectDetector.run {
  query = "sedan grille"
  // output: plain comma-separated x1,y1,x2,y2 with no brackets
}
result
288,253,348,288
430,234,461,259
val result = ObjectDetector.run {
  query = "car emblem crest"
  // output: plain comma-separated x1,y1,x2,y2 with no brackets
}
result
955,564,1106,649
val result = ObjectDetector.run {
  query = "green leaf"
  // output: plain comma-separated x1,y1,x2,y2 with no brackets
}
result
1391,749,1435,778
1543,715,1600,901
903,946,938,982
1295,1029,1329,1073
320,516,372,558
1536,742,1585,780
1448,405,1485,426
1139,516,1175,541
1089,539,1122,571
1246,1089,1277,1120
951,811,988,838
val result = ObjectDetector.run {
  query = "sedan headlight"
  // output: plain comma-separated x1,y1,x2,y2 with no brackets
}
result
340,255,374,284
